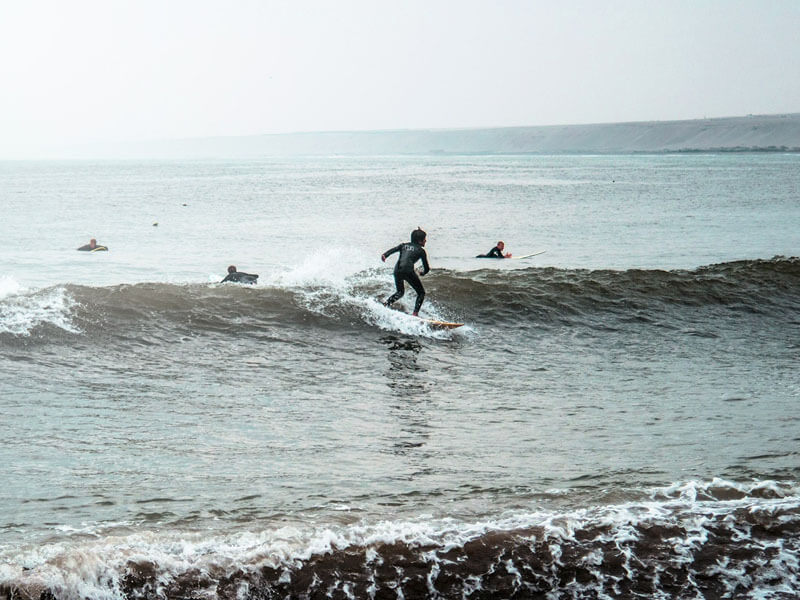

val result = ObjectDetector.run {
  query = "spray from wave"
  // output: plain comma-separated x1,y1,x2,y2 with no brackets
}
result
0,278,79,337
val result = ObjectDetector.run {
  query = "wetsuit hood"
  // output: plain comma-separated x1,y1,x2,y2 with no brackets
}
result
411,228,426,244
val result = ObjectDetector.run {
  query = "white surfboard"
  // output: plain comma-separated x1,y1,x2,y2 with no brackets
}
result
510,250,546,260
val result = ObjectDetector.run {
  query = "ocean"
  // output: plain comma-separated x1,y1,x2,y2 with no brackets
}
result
1,154,799,599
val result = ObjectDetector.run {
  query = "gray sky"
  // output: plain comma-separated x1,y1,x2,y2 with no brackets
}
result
1,0,799,157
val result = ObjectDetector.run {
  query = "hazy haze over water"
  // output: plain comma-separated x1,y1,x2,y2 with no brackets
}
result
1,0,799,158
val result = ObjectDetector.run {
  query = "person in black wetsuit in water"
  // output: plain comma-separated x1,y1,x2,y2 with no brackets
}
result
77,238,108,251
382,228,430,316
476,240,511,258
220,265,259,284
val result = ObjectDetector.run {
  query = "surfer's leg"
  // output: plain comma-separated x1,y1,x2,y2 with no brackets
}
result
407,272,425,315
385,272,406,306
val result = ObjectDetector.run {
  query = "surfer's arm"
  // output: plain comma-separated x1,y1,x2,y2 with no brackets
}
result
381,244,401,262
419,250,430,275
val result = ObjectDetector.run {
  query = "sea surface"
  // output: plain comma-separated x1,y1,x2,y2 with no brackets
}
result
1,154,799,599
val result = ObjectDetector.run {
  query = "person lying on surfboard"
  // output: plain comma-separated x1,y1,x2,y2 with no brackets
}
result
476,241,511,258
220,265,258,284
381,227,430,317
77,238,108,251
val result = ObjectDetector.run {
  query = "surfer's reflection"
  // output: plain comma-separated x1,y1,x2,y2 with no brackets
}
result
380,336,432,458
380,336,430,394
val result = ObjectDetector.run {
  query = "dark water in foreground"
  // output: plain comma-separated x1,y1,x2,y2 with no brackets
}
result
1,155,799,598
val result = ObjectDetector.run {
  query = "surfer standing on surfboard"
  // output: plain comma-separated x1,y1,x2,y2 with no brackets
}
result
476,241,511,258
381,228,430,317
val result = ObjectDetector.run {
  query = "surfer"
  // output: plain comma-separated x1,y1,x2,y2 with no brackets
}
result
220,265,259,284
77,238,108,251
476,241,511,258
381,227,430,316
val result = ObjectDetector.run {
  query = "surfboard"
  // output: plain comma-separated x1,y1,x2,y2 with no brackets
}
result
418,318,464,330
89,246,108,252
231,274,258,284
510,250,546,260
380,302,464,329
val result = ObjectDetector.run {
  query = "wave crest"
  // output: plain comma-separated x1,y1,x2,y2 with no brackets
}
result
1,258,796,343
0,285,79,337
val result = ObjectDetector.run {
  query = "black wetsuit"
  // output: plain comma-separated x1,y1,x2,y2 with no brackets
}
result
476,246,505,258
77,244,108,251
221,271,258,284
383,242,430,313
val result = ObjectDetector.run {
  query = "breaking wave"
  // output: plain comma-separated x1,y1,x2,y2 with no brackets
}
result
0,277,79,337
2,479,798,599
1,257,797,344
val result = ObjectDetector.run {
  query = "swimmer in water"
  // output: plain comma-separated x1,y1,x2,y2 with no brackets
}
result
220,265,259,284
77,238,108,251
381,228,430,316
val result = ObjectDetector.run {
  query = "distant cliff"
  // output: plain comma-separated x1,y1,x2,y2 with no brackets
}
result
75,113,800,158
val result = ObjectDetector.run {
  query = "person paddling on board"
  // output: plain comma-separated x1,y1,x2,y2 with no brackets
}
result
476,241,511,258
382,227,430,317
77,238,108,251
220,265,258,284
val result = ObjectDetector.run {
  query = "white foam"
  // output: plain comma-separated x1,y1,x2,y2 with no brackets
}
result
0,275,22,299
652,478,800,503
5,480,798,598
0,285,79,336
256,247,468,338
362,299,460,339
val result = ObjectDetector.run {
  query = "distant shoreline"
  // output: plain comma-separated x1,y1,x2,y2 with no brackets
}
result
672,146,800,154
31,113,800,159
427,146,800,156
